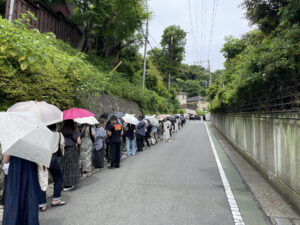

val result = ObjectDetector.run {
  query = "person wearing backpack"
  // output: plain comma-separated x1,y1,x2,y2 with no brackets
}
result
79,124,95,176
107,116,122,169
39,124,66,212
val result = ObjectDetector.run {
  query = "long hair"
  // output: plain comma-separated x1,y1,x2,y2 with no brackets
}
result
61,120,76,137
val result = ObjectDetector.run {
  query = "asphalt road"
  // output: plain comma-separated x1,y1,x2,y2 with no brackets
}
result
40,121,234,225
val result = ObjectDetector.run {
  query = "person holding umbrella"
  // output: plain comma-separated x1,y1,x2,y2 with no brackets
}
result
136,116,146,152
39,124,66,212
0,112,59,225
60,120,81,191
122,114,138,157
107,116,122,169
79,123,95,176
3,155,40,225
93,119,106,168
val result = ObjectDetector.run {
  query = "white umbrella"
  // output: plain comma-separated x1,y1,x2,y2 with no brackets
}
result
145,116,159,127
122,114,139,125
74,116,99,125
7,100,63,126
0,112,59,167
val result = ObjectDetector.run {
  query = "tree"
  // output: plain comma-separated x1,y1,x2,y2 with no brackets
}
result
221,36,246,60
177,79,205,97
0,0,5,17
160,25,186,77
242,0,289,33
148,47,163,71
68,0,148,58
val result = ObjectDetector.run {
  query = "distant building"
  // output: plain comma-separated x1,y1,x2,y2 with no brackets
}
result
187,96,209,111
177,92,188,108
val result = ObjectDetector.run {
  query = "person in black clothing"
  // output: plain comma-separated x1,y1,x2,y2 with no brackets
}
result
136,116,146,152
145,120,152,147
105,121,111,162
107,116,122,169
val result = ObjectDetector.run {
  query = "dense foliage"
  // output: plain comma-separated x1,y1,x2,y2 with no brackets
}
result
148,26,210,98
207,0,300,112
0,15,180,114
0,0,5,17
65,0,148,59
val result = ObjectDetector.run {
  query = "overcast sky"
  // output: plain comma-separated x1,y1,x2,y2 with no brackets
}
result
143,0,252,72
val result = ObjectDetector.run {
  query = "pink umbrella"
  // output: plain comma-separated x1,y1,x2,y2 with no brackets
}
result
63,108,94,120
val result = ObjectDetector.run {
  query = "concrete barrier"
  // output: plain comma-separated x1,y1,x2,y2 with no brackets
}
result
212,113,300,211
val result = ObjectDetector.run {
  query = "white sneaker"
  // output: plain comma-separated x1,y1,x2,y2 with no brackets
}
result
63,186,74,191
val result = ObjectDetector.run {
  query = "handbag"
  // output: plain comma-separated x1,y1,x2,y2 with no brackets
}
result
38,165,48,191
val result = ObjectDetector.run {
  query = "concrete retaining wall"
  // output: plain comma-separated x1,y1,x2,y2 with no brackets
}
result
78,92,142,118
212,113,300,211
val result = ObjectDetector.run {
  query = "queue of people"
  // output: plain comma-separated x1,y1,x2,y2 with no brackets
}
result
1,107,187,225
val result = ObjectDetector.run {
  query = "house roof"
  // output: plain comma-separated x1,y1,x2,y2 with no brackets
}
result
187,96,205,102
178,92,188,95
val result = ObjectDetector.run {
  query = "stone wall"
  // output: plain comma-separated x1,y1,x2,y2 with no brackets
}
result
78,92,142,118
211,113,300,211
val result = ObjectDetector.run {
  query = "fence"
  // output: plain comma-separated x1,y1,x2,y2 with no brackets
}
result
5,0,82,47
228,83,300,114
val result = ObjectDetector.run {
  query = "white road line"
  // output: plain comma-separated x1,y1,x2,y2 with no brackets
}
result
205,122,245,225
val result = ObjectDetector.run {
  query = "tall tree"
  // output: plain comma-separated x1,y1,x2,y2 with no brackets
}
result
160,25,186,77
242,0,289,33
68,0,148,58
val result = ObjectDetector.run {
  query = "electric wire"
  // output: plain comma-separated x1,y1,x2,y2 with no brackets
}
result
188,0,198,64
208,0,219,60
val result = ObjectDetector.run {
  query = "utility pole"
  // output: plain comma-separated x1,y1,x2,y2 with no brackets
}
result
168,73,171,91
142,0,148,89
8,0,16,21
208,59,212,86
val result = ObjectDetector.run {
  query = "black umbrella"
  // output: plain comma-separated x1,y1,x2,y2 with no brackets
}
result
100,111,125,120
167,116,176,123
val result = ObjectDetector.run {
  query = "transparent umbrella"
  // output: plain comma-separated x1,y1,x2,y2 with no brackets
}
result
0,112,58,167
122,114,139,125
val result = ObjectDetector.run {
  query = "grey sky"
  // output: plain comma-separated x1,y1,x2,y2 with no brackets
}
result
144,0,252,72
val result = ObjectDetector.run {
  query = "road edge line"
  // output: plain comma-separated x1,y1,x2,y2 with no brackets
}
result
205,122,245,225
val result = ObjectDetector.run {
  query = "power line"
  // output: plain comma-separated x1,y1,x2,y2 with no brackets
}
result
202,0,208,62
149,33,159,47
200,0,205,61
208,0,219,60
188,0,199,64
195,0,199,47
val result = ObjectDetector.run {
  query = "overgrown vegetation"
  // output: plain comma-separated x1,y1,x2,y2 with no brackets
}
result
207,0,300,112
1,0,209,114
0,14,180,113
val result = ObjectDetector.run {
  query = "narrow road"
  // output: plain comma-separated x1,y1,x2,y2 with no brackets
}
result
40,121,237,225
